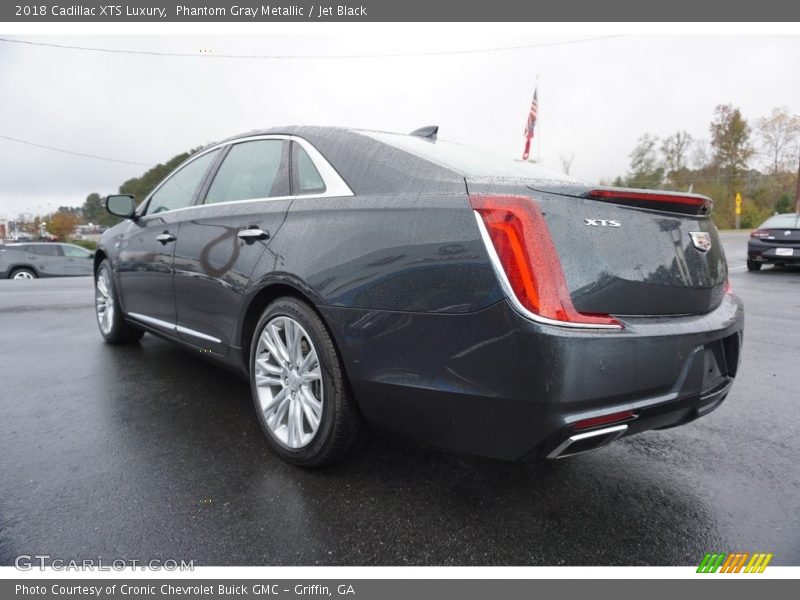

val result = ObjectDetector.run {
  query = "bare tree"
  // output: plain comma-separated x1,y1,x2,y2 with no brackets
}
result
755,107,800,174
661,131,693,174
559,152,575,175
691,138,711,169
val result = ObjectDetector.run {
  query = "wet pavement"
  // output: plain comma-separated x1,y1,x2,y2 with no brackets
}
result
0,231,798,566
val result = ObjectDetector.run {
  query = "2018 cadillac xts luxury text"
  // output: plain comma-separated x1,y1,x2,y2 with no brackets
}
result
95,126,744,466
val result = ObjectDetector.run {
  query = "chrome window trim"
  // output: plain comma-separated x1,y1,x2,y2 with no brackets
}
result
473,211,623,331
138,134,353,218
127,312,223,344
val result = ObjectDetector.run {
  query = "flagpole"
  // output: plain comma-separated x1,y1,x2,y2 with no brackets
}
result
536,76,541,162
522,75,539,162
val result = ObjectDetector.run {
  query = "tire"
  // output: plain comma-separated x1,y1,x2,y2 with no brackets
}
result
10,267,37,280
746,259,762,271
249,297,364,467
95,259,144,344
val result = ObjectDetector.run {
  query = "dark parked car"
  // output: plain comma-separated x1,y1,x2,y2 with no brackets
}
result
95,127,744,466
747,213,800,270
0,242,94,279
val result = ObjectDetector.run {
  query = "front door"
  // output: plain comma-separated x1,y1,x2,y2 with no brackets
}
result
116,149,220,331
61,244,94,276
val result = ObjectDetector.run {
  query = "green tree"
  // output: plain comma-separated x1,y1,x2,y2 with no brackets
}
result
81,192,104,224
710,104,754,197
119,151,193,203
621,134,664,190
81,192,120,227
775,193,793,213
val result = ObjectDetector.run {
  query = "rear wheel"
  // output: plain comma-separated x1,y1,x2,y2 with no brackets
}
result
10,268,37,280
95,260,144,344
250,297,363,467
746,259,762,271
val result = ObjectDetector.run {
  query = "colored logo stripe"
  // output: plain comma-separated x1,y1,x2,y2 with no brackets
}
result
697,553,726,573
697,552,773,573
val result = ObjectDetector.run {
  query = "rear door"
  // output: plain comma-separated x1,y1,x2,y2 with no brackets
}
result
29,244,67,276
116,149,220,330
172,138,293,354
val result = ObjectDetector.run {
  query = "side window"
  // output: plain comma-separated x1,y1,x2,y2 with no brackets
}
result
292,143,326,195
146,150,219,215
63,245,92,258
204,140,288,204
33,245,63,257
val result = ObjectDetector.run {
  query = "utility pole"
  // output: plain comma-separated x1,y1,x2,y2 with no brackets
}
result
795,150,800,213
795,115,800,213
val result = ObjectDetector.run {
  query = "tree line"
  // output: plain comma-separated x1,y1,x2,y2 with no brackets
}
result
10,108,799,241
606,105,800,229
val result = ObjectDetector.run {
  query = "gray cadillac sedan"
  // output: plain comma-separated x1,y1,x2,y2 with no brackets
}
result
93,126,744,467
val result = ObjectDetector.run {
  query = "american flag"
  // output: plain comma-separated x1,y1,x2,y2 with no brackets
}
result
522,86,538,160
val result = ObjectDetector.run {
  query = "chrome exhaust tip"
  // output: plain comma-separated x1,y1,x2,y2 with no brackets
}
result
547,424,628,460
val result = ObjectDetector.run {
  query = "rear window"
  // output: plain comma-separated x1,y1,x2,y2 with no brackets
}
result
760,214,799,229
360,130,579,182
292,143,326,195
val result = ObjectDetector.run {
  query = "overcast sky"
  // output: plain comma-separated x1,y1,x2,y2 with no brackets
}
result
1,33,799,218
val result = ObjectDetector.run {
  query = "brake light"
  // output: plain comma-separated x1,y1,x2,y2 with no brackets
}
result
724,278,733,295
470,194,622,329
750,229,770,238
573,410,636,430
585,189,713,216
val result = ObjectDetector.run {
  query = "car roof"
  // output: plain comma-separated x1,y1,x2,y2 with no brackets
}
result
199,126,577,195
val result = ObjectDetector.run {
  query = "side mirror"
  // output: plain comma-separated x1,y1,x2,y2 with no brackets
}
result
106,194,137,219
89,252,95,259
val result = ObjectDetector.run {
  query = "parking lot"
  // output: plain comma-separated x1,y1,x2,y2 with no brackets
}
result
0,231,798,566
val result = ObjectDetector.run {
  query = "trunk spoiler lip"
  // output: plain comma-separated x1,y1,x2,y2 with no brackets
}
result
526,184,713,216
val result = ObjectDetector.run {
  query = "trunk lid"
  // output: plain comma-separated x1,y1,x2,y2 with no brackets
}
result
469,180,728,317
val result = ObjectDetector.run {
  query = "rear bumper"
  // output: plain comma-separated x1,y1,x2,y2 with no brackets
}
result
748,240,800,263
321,294,744,461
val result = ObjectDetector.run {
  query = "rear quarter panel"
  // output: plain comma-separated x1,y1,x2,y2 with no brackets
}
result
248,193,503,313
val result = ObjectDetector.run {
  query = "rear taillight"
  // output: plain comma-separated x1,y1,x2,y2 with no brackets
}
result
470,194,622,330
585,189,713,216
750,229,770,238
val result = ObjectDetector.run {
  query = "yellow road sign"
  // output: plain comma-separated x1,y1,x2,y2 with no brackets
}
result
735,193,742,207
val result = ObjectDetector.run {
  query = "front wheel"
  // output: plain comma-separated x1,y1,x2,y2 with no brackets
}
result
746,259,762,271
95,260,144,344
250,297,364,467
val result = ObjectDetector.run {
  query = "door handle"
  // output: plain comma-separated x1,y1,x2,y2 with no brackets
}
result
156,232,176,244
238,228,269,241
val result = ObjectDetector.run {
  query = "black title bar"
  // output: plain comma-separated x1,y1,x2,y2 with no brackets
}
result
3,0,800,22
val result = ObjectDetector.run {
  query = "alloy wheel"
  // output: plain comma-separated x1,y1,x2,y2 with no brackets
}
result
254,315,324,449
95,267,115,335
13,270,34,280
